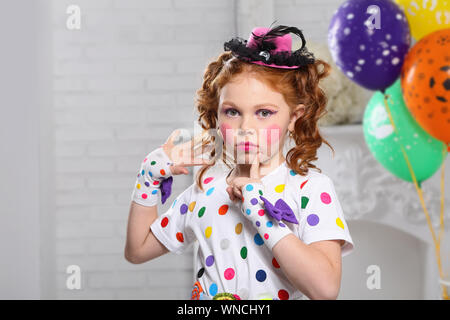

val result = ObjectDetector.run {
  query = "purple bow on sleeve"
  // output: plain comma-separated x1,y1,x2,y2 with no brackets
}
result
160,176,173,204
259,196,299,224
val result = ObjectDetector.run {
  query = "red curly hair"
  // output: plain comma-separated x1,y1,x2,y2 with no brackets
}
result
194,51,334,191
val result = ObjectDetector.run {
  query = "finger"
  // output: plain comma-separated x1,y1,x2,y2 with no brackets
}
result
226,186,235,202
165,129,181,147
233,186,242,200
250,152,260,179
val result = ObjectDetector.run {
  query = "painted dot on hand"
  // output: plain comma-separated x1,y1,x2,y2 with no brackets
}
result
254,233,264,246
203,177,214,184
272,257,280,268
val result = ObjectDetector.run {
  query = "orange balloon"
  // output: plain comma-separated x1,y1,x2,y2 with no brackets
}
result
400,28,450,151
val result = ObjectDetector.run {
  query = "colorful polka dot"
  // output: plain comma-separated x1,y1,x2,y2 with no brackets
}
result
206,187,215,196
289,169,297,176
203,177,214,184
136,183,141,189
300,179,308,189
301,196,309,209
160,169,166,176
246,208,251,215
266,221,273,228
161,217,169,228
250,198,258,205
240,246,247,259
152,180,159,186
188,201,196,212
255,221,260,227
263,233,269,240
275,184,285,193
235,223,243,234
272,257,280,268
218,204,229,215
172,199,177,208
256,270,267,282
321,192,332,204
209,283,218,296
336,217,345,229
224,268,235,280
141,193,147,199
205,255,214,267
220,238,230,250
151,190,157,195
150,160,156,165
254,233,264,246
180,204,188,214
278,289,289,300
145,182,150,187
205,226,212,238
307,214,319,226
198,206,206,218
197,267,205,278
246,184,254,191
176,232,184,243
258,209,265,216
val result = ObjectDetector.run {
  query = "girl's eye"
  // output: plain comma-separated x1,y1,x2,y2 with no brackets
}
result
257,109,276,118
224,108,240,117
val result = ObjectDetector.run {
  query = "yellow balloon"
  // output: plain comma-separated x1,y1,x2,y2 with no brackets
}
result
395,0,450,40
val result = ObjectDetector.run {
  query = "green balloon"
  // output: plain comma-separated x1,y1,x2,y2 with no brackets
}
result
363,79,446,185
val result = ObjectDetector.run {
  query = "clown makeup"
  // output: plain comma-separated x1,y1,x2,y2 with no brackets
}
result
217,72,304,175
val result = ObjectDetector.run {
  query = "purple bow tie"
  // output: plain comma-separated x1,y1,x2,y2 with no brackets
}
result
160,176,173,204
259,196,299,224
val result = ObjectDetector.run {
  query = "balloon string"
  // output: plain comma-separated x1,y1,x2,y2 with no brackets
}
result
382,93,448,300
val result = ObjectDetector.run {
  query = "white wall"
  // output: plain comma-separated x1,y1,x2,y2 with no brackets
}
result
0,0,53,299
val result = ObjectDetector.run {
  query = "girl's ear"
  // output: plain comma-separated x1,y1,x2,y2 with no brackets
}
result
288,104,305,132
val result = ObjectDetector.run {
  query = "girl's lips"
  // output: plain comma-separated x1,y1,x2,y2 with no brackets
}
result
236,142,258,151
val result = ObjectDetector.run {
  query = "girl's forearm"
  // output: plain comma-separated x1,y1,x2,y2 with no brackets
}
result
125,202,158,259
272,234,339,300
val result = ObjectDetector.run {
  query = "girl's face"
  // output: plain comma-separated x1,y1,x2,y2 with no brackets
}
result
217,72,304,165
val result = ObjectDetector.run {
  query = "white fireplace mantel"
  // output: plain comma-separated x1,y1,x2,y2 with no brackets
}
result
318,124,450,246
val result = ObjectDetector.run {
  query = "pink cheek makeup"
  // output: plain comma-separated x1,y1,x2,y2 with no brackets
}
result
219,123,233,144
265,124,282,145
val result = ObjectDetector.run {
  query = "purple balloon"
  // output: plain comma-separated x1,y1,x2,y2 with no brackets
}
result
328,0,411,91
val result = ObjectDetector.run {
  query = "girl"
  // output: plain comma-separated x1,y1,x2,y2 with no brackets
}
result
125,25,354,300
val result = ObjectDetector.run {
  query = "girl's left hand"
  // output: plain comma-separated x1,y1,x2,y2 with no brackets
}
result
226,152,262,203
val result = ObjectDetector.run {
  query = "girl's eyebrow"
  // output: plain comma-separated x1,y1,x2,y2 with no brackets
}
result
222,101,279,109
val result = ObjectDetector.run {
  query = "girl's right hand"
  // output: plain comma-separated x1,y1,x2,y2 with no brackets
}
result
161,129,214,175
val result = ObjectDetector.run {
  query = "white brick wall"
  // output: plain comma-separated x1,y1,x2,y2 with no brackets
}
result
51,0,343,299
